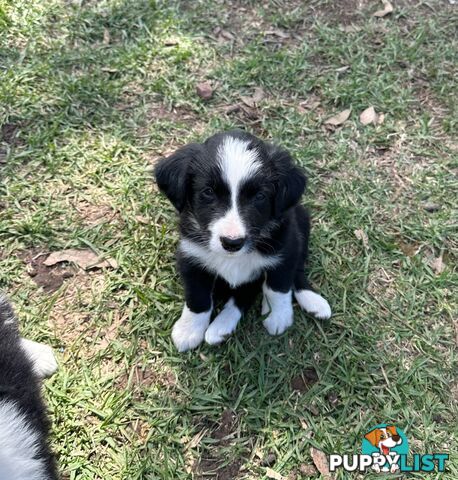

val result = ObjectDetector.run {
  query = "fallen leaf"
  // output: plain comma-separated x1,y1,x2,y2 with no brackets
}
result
354,229,369,248
377,113,385,124
241,87,265,108
252,86,265,103
430,255,445,274
324,108,351,126
360,106,379,125
103,28,110,45
219,29,235,41
422,202,440,213
164,38,179,46
299,464,317,476
240,96,255,108
101,67,118,73
222,103,242,114
310,447,333,478
196,82,213,100
266,467,284,480
43,249,117,270
373,0,393,17
266,29,290,39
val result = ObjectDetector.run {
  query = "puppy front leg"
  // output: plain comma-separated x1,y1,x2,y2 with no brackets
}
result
172,260,213,352
262,271,294,335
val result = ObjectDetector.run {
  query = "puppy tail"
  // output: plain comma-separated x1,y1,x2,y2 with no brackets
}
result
0,292,18,329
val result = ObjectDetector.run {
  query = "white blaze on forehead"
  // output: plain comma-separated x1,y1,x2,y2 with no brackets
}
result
210,137,261,246
217,136,261,190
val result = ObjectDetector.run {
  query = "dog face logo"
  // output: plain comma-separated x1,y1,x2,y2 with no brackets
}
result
362,424,408,473
330,424,448,474
365,426,402,455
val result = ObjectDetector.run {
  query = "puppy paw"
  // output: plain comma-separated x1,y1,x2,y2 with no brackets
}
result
294,290,331,319
263,310,293,335
20,338,58,378
205,299,241,345
171,306,211,352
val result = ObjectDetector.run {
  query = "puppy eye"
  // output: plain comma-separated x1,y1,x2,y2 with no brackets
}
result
255,191,266,201
201,187,215,200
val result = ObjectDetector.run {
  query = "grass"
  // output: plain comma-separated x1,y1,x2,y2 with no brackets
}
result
0,0,457,478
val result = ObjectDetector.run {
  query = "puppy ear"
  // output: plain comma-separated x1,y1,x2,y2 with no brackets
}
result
270,147,307,215
386,426,397,436
364,429,381,447
154,143,201,212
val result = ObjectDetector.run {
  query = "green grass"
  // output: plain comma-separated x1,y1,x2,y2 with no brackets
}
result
1,0,457,478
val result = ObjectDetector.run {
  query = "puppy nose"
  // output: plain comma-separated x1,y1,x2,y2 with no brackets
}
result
220,236,245,252
392,435,401,442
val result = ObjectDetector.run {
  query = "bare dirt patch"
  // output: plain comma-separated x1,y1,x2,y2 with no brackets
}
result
193,409,243,479
116,362,177,399
20,250,76,293
1,122,24,165
73,201,118,226
195,457,242,480
315,0,372,26
291,367,319,393
46,271,106,345
1,122,22,145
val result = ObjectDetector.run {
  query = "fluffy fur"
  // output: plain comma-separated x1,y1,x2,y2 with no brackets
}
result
0,294,58,480
155,129,331,351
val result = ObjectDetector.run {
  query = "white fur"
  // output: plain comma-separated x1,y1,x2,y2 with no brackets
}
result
262,283,294,335
171,305,212,352
0,400,50,480
209,137,261,252
180,239,280,288
217,136,261,196
205,298,241,345
20,338,58,378
209,209,246,252
294,290,331,319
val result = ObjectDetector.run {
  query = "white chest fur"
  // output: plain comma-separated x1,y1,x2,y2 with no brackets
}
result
179,239,280,288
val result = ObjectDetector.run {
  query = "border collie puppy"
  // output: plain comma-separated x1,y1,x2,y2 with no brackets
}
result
0,294,58,480
155,130,331,352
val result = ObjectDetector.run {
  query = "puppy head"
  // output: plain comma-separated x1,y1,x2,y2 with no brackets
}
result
155,130,306,255
365,426,402,450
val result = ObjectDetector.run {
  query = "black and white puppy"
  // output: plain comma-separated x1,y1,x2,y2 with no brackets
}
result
0,294,58,480
155,130,331,352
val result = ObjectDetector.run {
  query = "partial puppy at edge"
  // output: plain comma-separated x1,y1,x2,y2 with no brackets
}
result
0,294,58,480
155,129,331,352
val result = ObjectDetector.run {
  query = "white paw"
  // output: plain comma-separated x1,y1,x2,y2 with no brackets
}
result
205,299,241,345
263,310,293,335
390,464,399,473
20,338,58,378
294,290,331,319
171,305,211,352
